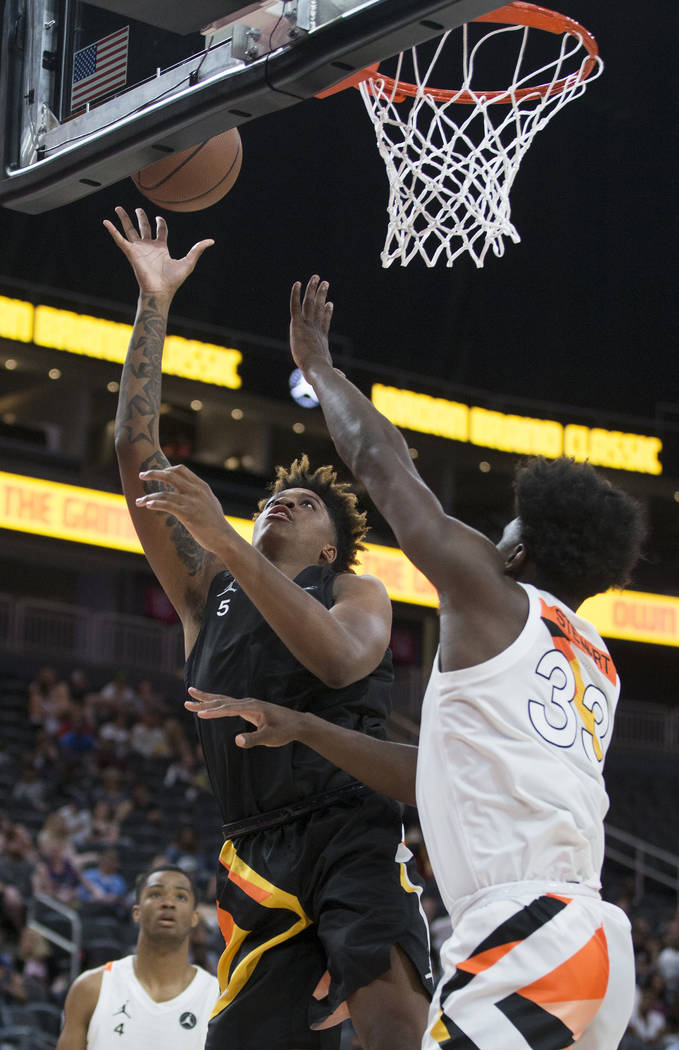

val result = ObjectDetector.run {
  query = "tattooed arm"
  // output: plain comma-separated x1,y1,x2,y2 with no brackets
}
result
105,207,216,647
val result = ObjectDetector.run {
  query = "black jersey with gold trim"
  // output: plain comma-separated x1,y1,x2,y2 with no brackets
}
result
184,563,393,824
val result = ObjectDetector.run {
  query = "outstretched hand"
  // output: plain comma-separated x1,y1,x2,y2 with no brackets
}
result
185,689,304,749
103,206,214,300
289,275,335,378
135,463,230,553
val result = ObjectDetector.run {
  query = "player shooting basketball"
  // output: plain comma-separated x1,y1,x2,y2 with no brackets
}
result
104,209,432,1050
188,274,647,1050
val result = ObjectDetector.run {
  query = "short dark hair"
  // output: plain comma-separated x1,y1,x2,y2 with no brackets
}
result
256,454,368,573
134,865,196,903
514,457,646,600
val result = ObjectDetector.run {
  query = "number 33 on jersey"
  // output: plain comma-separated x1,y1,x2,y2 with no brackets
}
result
529,599,615,765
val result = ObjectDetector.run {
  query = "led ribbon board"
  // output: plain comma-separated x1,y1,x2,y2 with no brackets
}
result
0,294,242,388
1,472,678,645
372,384,663,475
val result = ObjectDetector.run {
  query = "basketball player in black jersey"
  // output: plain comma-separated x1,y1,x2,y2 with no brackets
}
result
105,208,432,1050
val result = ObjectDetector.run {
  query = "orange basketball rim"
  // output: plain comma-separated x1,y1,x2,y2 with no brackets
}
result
318,2,600,104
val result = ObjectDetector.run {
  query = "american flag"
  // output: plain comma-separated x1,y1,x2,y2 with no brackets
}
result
71,26,129,111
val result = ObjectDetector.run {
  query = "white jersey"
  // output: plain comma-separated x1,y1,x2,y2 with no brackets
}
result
87,955,219,1050
416,582,618,921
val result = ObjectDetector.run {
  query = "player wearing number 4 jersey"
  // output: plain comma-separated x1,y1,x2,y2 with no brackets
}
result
188,277,647,1050
56,867,218,1050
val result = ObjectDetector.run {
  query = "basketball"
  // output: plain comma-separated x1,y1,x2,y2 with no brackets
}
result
131,128,242,212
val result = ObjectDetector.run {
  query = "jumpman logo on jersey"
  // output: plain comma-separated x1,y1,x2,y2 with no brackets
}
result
216,579,238,617
114,1001,131,1018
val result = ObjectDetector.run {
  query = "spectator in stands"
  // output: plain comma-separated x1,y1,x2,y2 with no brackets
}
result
12,756,49,813
163,747,210,801
0,952,29,1008
628,985,667,1046
116,781,164,832
97,670,140,719
664,988,679,1049
34,679,75,738
646,970,669,1017
188,915,219,976
59,709,97,760
0,823,34,934
129,707,174,759
57,799,93,850
31,728,61,779
79,849,127,912
28,665,57,726
632,916,662,988
165,826,210,892
658,921,679,995
97,707,131,760
92,767,129,817
69,669,94,705
135,678,163,714
84,801,121,850
17,927,51,991
33,815,82,905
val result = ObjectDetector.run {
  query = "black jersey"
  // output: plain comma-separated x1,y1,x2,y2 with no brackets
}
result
184,563,393,824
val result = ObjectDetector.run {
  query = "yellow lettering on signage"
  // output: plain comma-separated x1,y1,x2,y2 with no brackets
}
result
0,296,34,342
62,497,134,539
34,306,130,361
612,600,676,635
164,336,242,389
588,429,662,475
372,384,468,442
469,407,563,457
579,589,679,648
2,483,52,523
31,306,243,388
0,295,663,476
370,384,662,475
563,424,590,462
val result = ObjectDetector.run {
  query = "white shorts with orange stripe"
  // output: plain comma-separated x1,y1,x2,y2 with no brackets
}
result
424,886,634,1050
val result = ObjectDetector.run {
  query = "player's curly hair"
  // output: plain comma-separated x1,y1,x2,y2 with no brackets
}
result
514,457,646,600
256,454,368,573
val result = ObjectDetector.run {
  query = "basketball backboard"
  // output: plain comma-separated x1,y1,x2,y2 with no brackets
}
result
0,0,500,214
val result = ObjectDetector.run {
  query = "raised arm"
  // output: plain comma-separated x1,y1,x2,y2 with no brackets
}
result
185,690,417,806
133,465,391,687
104,208,216,641
288,279,527,620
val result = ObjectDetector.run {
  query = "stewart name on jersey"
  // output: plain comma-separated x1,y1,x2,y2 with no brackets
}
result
184,564,393,824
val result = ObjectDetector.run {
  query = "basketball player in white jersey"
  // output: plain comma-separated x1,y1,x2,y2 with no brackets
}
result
186,275,647,1050
56,866,218,1050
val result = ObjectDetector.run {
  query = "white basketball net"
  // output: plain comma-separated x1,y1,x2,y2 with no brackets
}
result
359,20,603,268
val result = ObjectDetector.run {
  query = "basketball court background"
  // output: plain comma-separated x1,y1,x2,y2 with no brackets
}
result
0,2,677,986
0,0,677,608
0,0,674,419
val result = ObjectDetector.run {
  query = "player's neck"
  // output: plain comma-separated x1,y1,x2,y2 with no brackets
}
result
531,574,583,612
255,536,324,580
133,941,194,1001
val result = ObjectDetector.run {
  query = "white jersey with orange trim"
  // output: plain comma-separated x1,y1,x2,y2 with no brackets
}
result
86,955,219,1050
416,582,618,921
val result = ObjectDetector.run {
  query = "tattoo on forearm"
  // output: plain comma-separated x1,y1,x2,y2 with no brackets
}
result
116,296,167,446
140,451,215,579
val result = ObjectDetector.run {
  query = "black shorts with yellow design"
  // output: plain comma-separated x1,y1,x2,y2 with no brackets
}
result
207,789,433,1050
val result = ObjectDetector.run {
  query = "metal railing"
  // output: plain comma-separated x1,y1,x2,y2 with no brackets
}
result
614,703,679,753
28,893,82,985
605,824,679,905
0,592,183,673
1,591,679,752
